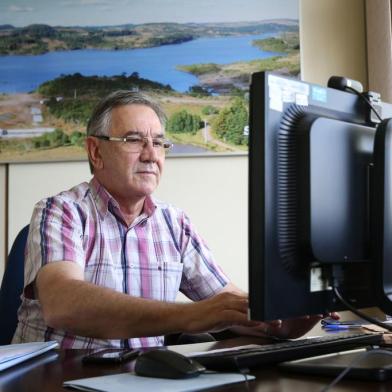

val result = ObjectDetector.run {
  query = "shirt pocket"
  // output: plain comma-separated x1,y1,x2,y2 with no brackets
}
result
129,261,183,302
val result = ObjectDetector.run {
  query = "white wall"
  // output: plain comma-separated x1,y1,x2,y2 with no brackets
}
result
300,0,367,87
365,0,392,102
7,154,249,291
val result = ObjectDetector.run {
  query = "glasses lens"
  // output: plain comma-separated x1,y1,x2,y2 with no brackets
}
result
163,141,173,150
124,136,144,152
154,139,172,154
115,136,172,153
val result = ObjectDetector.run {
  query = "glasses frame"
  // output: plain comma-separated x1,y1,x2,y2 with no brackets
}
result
92,135,173,153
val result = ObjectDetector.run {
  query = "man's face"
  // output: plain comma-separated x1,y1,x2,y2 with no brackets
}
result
89,104,166,203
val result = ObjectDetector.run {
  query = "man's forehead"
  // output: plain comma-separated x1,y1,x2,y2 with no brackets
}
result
112,103,160,118
123,130,165,137
110,104,164,134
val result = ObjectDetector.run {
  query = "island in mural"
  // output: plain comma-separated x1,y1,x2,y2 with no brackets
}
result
0,18,299,162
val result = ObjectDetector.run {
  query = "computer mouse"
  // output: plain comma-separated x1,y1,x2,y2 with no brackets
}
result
134,349,206,379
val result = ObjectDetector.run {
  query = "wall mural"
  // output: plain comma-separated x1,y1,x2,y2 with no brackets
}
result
0,0,299,162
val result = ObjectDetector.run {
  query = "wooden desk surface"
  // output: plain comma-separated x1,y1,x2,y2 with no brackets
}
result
0,336,390,392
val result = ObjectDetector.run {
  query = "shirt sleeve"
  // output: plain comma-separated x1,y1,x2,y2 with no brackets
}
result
178,212,230,301
24,195,85,290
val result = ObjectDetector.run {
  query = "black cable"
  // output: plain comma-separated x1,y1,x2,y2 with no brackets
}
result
333,286,392,332
320,348,392,392
345,86,383,122
233,356,250,391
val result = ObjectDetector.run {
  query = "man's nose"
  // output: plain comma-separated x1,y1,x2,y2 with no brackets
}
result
139,138,158,161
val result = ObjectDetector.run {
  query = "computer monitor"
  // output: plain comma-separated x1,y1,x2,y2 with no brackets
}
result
249,71,392,322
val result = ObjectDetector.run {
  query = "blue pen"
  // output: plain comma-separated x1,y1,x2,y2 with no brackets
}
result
321,319,365,326
323,324,361,331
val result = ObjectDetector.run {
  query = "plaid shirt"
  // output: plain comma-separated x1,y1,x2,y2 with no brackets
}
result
12,178,229,349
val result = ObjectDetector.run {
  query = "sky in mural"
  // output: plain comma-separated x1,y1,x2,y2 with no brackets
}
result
0,0,298,26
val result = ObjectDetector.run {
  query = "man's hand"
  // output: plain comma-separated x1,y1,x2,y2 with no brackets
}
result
219,282,340,340
259,315,323,339
232,312,340,340
184,292,260,334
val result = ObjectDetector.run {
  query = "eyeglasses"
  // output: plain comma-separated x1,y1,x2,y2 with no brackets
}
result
92,135,173,153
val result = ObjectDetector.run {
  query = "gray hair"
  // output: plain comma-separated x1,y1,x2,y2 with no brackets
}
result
87,90,166,137
86,91,167,173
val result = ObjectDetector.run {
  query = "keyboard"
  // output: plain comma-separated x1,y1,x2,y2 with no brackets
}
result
188,332,382,371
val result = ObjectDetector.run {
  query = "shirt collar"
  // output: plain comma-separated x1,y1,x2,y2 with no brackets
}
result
89,177,157,222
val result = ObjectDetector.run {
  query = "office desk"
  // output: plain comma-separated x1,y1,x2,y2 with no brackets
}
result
0,337,390,392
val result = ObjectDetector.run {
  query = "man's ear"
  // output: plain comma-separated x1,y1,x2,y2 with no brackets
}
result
85,137,104,171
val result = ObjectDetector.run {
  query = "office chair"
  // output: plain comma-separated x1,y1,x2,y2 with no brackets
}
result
0,225,29,345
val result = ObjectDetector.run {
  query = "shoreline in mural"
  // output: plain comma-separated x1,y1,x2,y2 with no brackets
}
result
0,20,299,162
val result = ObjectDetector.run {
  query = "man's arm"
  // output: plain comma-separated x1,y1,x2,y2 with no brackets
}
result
36,262,259,339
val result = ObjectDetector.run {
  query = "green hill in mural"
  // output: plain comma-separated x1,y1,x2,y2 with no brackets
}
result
0,20,298,55
37,73,174,124
38,72,174,97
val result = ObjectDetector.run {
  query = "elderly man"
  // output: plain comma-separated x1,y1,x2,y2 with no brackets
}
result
13,91,324,349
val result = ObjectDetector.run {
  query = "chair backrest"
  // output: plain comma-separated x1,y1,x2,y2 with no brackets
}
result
0,225,29,345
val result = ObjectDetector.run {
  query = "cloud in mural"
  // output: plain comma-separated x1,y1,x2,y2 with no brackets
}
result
0,0,298,26
7,5,34,13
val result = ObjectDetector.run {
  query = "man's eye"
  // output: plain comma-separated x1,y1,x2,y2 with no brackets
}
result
126,137,143,144
152,139,164,147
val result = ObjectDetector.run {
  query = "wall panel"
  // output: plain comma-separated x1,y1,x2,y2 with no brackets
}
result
0,165,6,279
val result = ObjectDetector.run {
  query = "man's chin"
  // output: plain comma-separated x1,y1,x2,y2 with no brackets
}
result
133,182,158,196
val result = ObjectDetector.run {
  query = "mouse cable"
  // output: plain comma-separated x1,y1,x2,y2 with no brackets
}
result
320,348,392,392
333,286,392,332
233,356,250,390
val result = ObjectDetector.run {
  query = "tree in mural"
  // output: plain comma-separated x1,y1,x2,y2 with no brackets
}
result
166,110,202,135
213,97,248,145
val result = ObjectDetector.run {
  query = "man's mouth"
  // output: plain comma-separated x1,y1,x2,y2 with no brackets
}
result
135,165,158,175
137,170,156,175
